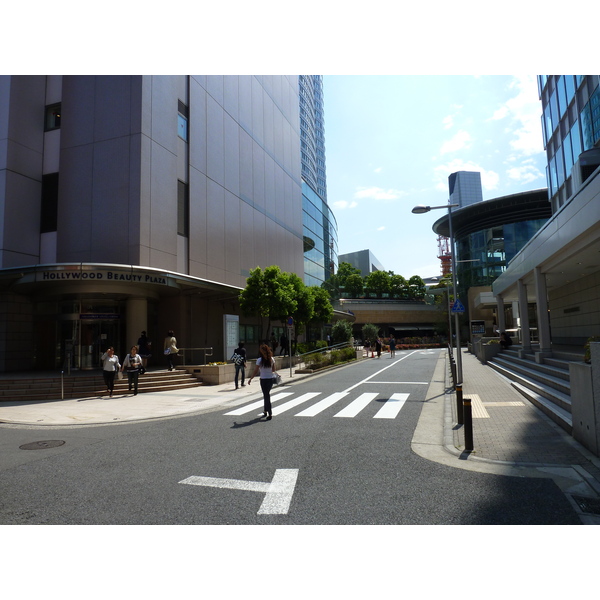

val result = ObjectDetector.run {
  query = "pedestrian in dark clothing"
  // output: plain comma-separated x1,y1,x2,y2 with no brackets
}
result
231,342,247,389
500,332,513,350
279,333,288,356
375,337,382,358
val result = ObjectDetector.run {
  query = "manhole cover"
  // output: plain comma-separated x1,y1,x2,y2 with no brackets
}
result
571,495,600,515
19,440,66,450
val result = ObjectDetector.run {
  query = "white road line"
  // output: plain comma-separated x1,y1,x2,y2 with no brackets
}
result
373,392,409,419
364,381,428,385
223,392,293,415
179,468,299,515
295,392,349,417
334,392,378,418
344,350,421,393
273,392,321,415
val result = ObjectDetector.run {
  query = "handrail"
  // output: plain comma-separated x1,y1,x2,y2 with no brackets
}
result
177,347,213,366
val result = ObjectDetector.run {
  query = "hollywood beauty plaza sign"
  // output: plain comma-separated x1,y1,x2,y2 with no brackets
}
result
36,269,168,285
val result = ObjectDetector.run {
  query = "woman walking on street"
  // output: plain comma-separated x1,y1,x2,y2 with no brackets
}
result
100,346,120,397
248,343,276,420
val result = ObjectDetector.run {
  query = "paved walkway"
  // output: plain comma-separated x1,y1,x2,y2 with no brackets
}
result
3,350,600,522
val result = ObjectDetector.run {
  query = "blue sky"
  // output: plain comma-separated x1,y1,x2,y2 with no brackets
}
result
323,75,547,279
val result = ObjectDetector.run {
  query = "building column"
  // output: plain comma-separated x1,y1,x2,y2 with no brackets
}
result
534,266,552,360
496,295,505,335
517,279,532,355
126,297,148,351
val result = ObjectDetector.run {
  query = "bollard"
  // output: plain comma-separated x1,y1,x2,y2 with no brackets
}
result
456,383,464,425
463,396,474,452
449,359,456,388
61,370,64,400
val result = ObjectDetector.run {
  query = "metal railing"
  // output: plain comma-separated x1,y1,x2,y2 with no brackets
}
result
177,347,213,366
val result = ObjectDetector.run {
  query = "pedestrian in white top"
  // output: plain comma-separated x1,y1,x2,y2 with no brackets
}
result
248,343,276,420
100,347,120,397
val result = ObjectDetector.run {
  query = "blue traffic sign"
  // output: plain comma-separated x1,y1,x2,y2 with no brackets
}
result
451,299,465,313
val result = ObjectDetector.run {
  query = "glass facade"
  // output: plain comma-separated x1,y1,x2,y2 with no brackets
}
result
302,182,338,287
538,75,600,209
299,75,337,286
456,218,548,293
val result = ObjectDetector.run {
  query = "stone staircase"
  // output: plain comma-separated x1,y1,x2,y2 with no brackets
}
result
0,368,202,402
487,347,580,434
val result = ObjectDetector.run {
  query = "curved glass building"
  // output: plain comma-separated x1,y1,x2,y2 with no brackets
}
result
299,75,338,286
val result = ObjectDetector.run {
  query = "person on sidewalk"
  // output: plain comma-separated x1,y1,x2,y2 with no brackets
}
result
137,331,152,368
231,341,247,389
389,336,396,358
122,345,143,395
375,337,382,358
100,346,120,397
164,330,178,371
500,331,513,350
248,343,276,420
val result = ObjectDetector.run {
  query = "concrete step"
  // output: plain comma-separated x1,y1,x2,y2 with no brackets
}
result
492,355,571,391
488,361,572,433
511,382,573,435
0,369,201,402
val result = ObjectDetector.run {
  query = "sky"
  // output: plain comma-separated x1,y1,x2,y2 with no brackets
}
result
323,75,548,280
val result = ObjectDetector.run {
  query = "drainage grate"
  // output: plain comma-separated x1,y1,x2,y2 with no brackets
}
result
19,440,66,451
571,495,600,515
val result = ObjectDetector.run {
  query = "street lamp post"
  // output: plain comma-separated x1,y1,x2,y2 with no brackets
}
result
412,203,463,385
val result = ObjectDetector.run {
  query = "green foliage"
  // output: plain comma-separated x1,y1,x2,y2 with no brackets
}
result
344,273,364,297
584,336,600,363
364,270,390,297
309,286,334,323
332,320,352,343
408,275,426,300
362,323,379,343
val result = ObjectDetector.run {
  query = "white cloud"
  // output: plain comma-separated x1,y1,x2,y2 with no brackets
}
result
332,200,358,210
434,159,500,192
506,160,544,184
374,167,383,173
440,130,472,154
491,75,545,157
442,115,454,129
353,187,406,201
377,226,385,231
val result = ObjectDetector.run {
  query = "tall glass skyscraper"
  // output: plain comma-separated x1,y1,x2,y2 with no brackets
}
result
538,75,600,212
299,75,338,286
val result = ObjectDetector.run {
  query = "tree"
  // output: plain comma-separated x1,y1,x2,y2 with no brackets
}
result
286,272,314,334
408,275,426,300
332,320,352,343
389,273,408,299
310,286,334,324
239,266,297,339
362,323,379,344
322,262,362,301
344,273,364,298
364,270,390,298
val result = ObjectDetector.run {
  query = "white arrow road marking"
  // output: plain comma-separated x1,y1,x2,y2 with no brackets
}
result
179,469,299,515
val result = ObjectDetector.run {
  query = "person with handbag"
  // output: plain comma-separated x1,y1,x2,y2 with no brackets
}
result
248,343,277,420
164,330,178,371
121,345,143,395
100,346,120,397
231,341,247,389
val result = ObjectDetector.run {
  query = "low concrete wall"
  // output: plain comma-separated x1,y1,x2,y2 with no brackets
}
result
570,342,600,456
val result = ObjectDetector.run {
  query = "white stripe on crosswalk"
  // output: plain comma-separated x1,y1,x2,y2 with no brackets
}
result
373,393,409,419
333,392,379,418
224,392,294,415
273,392,321,415
294,392,349,417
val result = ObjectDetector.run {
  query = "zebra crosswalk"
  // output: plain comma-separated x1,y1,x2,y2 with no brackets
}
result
223,390,410,419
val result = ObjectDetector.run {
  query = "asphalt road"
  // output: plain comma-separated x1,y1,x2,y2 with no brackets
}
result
0,348,580,525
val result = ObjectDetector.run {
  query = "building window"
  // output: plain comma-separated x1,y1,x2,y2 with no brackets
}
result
41,173,59,232
177,180,189,237
45,103,61,131
178,100,188,141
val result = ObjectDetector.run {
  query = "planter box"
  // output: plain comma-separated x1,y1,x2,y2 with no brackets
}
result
181,364,238,385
